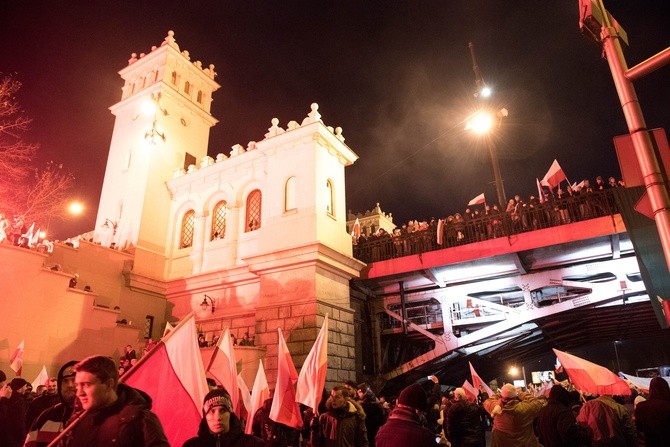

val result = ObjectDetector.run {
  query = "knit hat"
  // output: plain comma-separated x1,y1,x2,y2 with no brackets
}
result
397,383,427,412
0,370,6,383
10,377,28,391
202,388,232,414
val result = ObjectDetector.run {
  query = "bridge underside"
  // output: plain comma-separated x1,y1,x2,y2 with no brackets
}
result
352,216,670,394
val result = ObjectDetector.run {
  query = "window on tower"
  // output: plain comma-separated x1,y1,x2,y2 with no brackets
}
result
197,90,203,104
326,179,335,216
245,190,262,232
285,176,296,212
171,71,177,85
180,210,195,249
211,201,227,240
184,81,191,95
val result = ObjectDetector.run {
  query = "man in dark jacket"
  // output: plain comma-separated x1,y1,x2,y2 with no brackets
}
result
1,370,13,447
534,384,590,447
25,360,79,447
445,388,486,447
375,383,437,447
251,396,299,446
57,355,169,447
183,388,264,447
6,377,30,447
311,386,369,447
634,376,670,447
356,383,386,447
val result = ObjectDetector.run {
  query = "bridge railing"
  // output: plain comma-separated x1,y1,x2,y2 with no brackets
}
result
353,189,618,263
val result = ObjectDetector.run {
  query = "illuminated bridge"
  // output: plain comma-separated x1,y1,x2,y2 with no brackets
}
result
349,188,670,392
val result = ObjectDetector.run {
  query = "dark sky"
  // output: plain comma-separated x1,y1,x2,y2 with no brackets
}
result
1,1,669,239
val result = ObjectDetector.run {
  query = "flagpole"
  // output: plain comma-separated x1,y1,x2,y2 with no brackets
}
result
45,409,90,447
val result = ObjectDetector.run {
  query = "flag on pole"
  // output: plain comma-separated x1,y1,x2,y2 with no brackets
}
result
121,314,209,447
468,193,486,206
540,159,567,190
571,180,585,192
10,340,24,375
22,223,35,244
462,379,478,401
237,373,251,425
31,365,49,390
469,362,494,397
436,218,444,246
30,228,41,246
207,328,240,416
269,328,303,429
552,348,630,396
245,360,270,434
351,218,361,240
296,315,329,413
536,178,545,204
163,321,174,336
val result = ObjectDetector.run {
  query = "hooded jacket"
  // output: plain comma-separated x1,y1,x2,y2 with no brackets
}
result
483,393,546,447
182,409,264,447
375,405,437,447
312,397,369,447
634,377,670,447
58,383,169,447
25,361,79,447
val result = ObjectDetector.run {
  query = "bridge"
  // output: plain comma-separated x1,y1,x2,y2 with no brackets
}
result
349,188,670,392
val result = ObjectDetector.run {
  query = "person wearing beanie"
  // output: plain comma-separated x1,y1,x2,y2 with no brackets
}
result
534,384,591,447
375,383,437,447
3,377,30,447
25,360,80,447
311,385,369,447
634,376,670,447
183,388,264,447
482,383,546,447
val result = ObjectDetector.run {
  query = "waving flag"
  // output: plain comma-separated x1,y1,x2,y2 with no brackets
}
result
469,362,494,397
121,314,209,447
296,315,329,413
245,359,270,434
31,365,49,390
462,379,478,401
436,218,444,245
541,159,567,189
553,348,630,396
237,373,251,425
10,340,24,375
22,223,35,244
269,328,303,429
162,321,175,336
351,218,361,240
207,328,240,416
468,193,486,206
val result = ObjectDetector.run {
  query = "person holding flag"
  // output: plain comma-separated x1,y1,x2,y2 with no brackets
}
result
311,386,368,447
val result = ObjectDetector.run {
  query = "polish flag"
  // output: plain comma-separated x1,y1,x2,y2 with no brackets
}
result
536,178,545,204
162,321,175,337
207,328,240,416
31,365,49,390
245,359,270,434
351,218,361,239
237,373,251,425
121,314,208,447
30,228,41,246
469,362,494,397
462,379,478,401
10,340,24,375
22,223,35,243
541,159,567,190
269,328,303,429
468,193,486,206
436,219,444,246
296,315,329,413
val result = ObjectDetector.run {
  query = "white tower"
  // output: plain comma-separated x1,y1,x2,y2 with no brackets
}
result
95,31,219,278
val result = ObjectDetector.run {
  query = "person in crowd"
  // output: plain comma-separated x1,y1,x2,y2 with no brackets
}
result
26,375,63,431
356,383,386,447
576,393,636,447
634,376,670,447
25,360,79,447
343,380,359,400
59,355,169,446
311,385,368,447
3,377,30,447
444,388,486,447
121,344,137,369
34,385,47,397
534,384,591,447
184,388,264,447
483,383,546,447
375,383,437,447
1,370,14,446
252,395,299,447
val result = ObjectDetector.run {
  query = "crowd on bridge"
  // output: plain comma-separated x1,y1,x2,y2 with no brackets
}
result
3,349,670,447
353,175,625,263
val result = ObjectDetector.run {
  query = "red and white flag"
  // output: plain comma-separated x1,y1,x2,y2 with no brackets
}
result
462,379,478,401
245,359,270,434
541,159,567,190
296,315,329,413
468,193,486,206
436,219,444,246
536,178,545,204
31,365,49,390
269,328,303,429
469,362,494,397
162,321,175,337
10,340,24,375
237,373,251,425
351,218,361,240
207,328,240,416
121,314,208,447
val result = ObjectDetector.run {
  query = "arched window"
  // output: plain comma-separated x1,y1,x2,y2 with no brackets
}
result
245,190,262,232
326,179,335,216
197,90,203,104
180,210,195,248
154,70,160,82
285,177,296,211
171,71,178,85
211,200,227,240
184,81,191,95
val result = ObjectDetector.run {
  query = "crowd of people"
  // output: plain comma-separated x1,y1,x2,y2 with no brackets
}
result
353,177,624,263
3,357,669,447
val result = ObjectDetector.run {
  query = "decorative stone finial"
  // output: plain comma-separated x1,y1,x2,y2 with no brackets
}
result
205,64,217,79
335,126,345,142
182,50,191,61
264,118,285,139
302,103,321,124
128,53,138,65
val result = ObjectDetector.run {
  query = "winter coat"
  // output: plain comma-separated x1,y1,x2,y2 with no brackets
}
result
445,400,486,447
312,398,368,447
59,383,169,447
483,394,545,447
576,396,636,447
534,399,591,447
182,412,264,447
634,377,670,447
375,405,437,447
358,394,386,447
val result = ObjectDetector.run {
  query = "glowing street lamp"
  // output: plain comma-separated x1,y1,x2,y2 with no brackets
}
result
68,201,84,216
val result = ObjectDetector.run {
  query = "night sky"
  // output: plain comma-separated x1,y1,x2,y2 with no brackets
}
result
1,1,669,239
